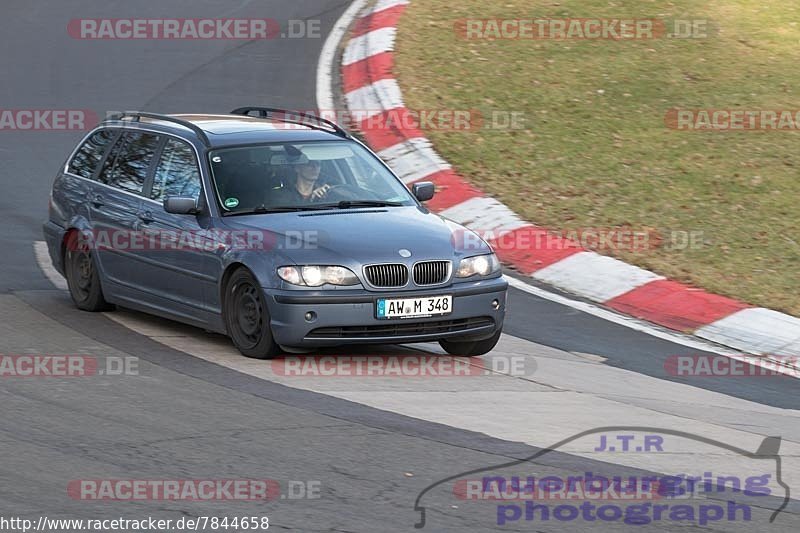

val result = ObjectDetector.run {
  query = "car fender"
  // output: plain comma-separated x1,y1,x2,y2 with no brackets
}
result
219,248,294,291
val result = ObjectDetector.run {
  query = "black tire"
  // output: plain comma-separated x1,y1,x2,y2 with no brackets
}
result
439,330,502,357
223,269,282,359
64,232,111,312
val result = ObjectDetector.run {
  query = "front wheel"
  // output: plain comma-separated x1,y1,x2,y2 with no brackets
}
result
223,269,282,359
439,330,502,357
64,232,112,312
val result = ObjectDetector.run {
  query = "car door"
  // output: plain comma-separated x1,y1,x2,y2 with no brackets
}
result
133,137,217,318
87,130,155,291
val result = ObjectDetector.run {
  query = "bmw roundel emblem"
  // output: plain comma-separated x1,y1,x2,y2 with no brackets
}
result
398,249,412,258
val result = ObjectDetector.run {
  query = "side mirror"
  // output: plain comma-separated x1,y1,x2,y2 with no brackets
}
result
163,196,199,215
412,181,436,202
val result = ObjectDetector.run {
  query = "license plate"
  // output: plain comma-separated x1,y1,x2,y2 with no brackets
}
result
376,295,453,319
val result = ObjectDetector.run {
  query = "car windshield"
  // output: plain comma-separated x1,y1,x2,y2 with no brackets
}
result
208,141,417,214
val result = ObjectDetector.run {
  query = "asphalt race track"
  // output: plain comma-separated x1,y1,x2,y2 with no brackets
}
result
2,1,799,531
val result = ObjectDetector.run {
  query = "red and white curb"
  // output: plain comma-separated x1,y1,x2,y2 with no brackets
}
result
338,0,800,357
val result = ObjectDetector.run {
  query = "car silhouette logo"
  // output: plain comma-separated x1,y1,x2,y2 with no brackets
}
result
413,426,789,529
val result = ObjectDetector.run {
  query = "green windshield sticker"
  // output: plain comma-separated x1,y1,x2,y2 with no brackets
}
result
224,197,239,208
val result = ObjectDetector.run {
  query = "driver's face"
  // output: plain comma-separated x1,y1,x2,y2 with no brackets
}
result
296,160,321,182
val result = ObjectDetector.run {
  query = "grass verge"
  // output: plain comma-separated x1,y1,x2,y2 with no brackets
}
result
394,0,800,315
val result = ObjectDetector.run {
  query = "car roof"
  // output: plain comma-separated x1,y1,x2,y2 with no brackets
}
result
102,113,346,148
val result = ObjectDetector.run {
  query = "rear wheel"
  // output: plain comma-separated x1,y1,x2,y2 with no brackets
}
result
223,269,282,359
439,330,502,357
64,232,111,312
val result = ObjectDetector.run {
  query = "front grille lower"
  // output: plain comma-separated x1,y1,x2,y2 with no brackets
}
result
364,264,409,288
413,260,450,286
306,316,495,339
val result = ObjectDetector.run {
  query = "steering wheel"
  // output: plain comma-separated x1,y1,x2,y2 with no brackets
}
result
315,183,363,202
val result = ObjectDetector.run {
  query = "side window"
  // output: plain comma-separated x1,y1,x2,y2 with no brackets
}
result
151,138,202,201
68,129,117,179
97,135,126,186
104,131,161,195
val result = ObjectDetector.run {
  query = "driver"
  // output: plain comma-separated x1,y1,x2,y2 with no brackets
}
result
273,159,331,205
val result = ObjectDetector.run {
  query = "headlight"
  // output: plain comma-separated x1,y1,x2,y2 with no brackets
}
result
456,253,501,278
277,265,359,287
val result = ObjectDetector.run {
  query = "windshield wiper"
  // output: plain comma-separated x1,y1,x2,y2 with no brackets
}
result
330,200,405,209
223,204,338,216
223,200,404,216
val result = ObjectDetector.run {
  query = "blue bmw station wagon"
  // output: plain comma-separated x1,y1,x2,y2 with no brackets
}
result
44,108,507,358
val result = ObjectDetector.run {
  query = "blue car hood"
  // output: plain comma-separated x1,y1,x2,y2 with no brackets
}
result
221,206,491,264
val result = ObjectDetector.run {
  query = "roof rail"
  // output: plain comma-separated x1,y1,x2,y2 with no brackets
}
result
105,111,211,147
230,107,350,139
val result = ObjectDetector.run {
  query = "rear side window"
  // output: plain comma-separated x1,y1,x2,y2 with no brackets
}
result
151,138,202,201
101,131,161,195
97,135,126,186
68,129,117,179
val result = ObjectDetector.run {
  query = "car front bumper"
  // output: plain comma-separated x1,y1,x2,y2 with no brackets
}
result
265,276,507,347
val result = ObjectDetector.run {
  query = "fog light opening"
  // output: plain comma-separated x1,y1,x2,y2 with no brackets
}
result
491,299,500,310
304,311,317,322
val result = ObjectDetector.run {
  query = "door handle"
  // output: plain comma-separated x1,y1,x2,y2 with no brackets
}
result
138,211,155,224
90,195,104,208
